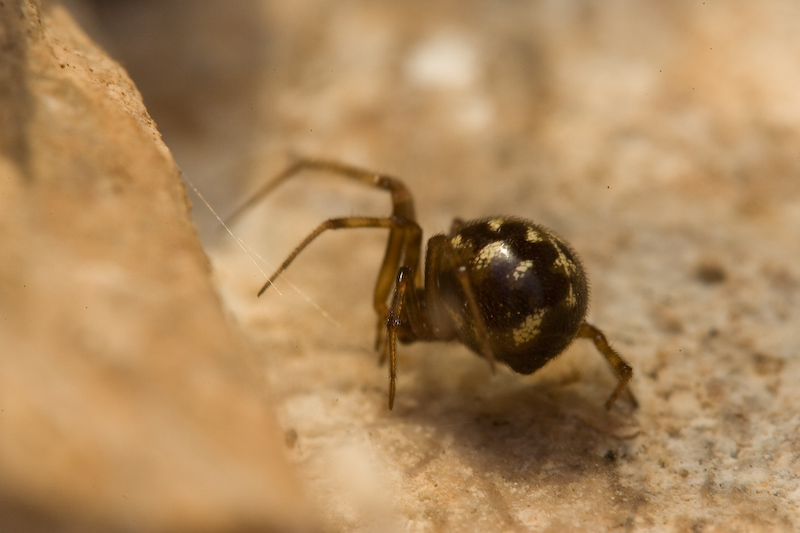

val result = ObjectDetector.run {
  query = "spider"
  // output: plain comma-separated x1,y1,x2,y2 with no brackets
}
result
227,157,636,411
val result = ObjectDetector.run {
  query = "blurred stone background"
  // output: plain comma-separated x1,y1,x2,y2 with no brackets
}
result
3,0,800,530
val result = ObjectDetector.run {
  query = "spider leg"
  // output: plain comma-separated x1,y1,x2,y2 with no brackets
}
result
455,266,496,372
229,157,435,409
226,157,422,351
425,236,497,371
257,216,415,296
226,158,415,226
373,228,405,351
256,212,427,410
577,322,637,409
384,267,414,410
383,246,440,409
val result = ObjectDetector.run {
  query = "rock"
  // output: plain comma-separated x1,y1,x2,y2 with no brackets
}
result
0,2,316,531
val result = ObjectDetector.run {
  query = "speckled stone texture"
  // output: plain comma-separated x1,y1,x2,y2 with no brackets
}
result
13,1,800,531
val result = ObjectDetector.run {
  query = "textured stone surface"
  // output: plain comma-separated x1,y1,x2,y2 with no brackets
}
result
71,1,800,531
0,2,315,531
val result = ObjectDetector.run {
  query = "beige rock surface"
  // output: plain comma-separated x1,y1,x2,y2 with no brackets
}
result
0,2,316,531
20,0,800,531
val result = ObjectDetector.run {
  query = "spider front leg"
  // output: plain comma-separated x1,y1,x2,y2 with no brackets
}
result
256,216,409,296
227,157,423,362
227,157,430,409
379,230,430,410
254,213,425,410
383,267,417,410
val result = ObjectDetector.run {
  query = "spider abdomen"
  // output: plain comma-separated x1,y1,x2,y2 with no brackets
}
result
434,217,589,374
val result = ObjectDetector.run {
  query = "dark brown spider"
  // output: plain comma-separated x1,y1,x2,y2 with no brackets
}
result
227,158,636,411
